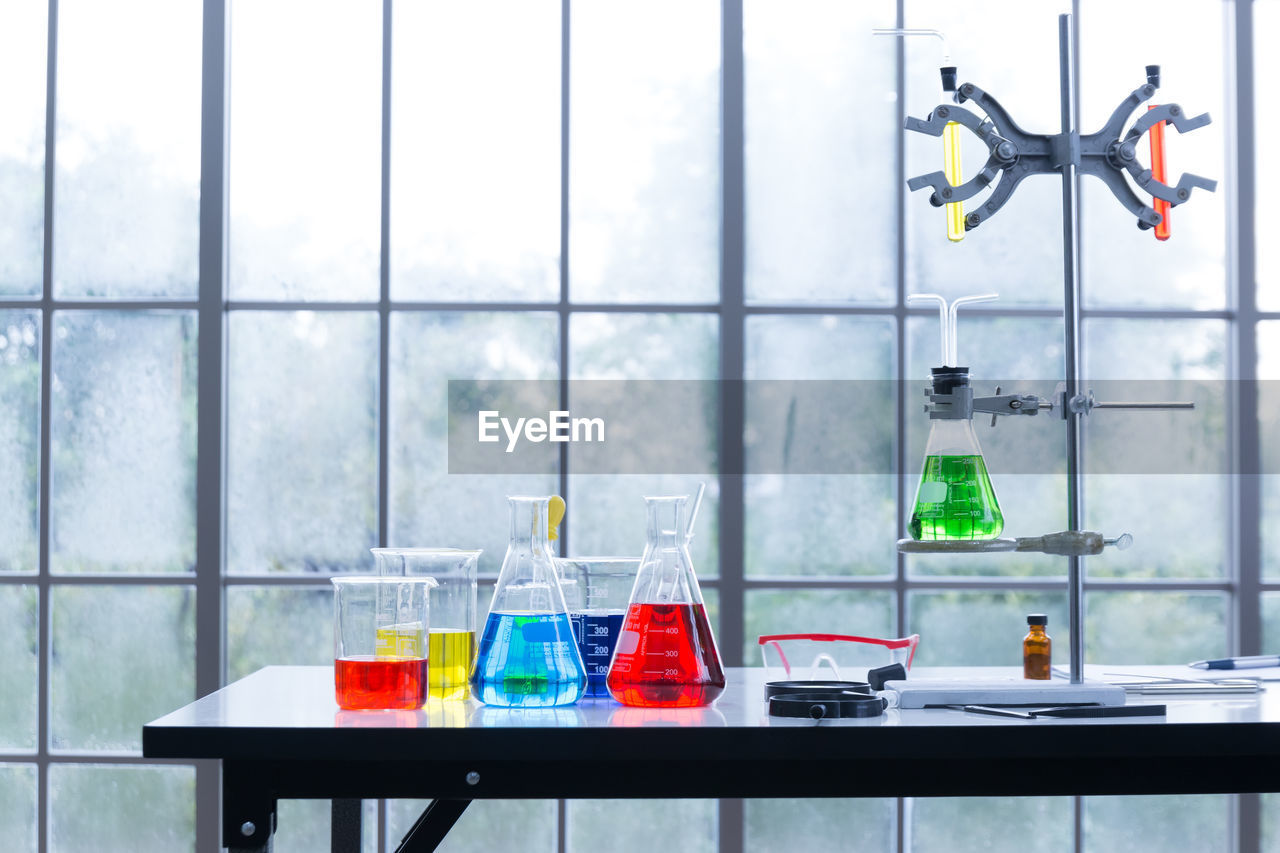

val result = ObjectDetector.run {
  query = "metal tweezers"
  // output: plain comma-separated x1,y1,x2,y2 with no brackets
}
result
1101,672,1264,694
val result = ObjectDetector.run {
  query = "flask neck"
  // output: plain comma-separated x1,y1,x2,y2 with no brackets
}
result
645,496,686,550
923,417,984,457
635,495,702,606
507,497,551,559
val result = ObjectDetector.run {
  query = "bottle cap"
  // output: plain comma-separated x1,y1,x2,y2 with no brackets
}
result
548,495,566,541
1027,613,1048,625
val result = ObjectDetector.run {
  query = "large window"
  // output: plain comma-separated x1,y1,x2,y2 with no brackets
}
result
0,1,1271,851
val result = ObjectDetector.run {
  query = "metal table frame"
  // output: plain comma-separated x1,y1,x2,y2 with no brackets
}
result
142,666,1280,852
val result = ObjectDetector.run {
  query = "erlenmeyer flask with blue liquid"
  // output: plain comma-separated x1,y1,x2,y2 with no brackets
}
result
471,496,586,707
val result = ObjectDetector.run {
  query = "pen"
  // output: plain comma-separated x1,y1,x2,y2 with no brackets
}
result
1188,655,1280,670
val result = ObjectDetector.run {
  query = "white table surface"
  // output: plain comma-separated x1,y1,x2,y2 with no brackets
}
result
145,664,1280,735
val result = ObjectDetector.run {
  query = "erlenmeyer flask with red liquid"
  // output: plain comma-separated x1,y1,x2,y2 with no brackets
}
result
606,494,725,707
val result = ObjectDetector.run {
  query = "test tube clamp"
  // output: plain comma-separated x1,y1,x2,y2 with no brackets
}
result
903,67,1217,232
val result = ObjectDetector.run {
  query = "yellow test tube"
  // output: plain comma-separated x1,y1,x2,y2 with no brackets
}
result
943,121,964,242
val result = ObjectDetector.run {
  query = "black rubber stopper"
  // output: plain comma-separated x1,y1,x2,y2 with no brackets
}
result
930,366,970,395
1146,65,1161,88
940,66,958,92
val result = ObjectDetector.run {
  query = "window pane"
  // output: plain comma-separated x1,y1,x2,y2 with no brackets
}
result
0,311,40,572
0,586,37,751
1259,322,1280,579
908,591,1068,666
387,800,557,853
1258,0,1280,310
271,800,377,853
229,0,381,301
0,4,45,298
570,1,719,303
905,315,1067,577
51,586,194,752
391,1,559,302
227,586,331,682
744,0,895,304
746,315,895,577
568,800,716,853
1265,793,1280,853
0,764,37,853
904,0,1069,308
1265,592,1280,652
746,799,894,853
54,0,200,299
49,764,194,853
1083,795,1229,853
1086,591,1226,664
745,589,893,666
389,312,559,576
51,311,197,573
1080,0,1226,310
567,314,719,575
909,797,1070,853
228,312,377,574
1085,319,1228,579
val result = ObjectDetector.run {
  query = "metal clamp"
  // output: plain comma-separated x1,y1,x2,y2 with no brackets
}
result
927,382,1194,426
973,385,1047,427
906,73,1216,231
897,530,1132,556
1052,387,1195,419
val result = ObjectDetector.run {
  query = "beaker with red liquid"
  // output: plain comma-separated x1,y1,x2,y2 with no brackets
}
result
607,495,725,707
332,576,437,711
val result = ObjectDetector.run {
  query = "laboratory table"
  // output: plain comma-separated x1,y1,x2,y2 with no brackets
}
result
142,665,1280,852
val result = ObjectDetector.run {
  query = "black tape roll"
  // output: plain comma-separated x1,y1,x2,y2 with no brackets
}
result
768,692,887,719
764,680,871,699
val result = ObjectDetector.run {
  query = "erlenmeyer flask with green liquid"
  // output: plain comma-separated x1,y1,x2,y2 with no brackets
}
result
909,370,1003,540
907,294,1005,541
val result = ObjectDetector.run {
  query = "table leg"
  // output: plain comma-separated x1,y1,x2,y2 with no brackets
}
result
331,798,362,853
393,799,471,853
224,763,276,853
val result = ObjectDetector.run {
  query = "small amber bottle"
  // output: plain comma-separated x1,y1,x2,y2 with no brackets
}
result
1023,614,1051,680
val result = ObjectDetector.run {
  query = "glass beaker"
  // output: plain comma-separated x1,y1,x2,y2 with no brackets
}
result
372,548,481,700
556,557,641,698
471,496,586,707
607,495,725,707
332,576,437,711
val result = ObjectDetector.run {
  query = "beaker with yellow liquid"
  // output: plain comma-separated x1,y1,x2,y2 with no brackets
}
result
372,548,482,700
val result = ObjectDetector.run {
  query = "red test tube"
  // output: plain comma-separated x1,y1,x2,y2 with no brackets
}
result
1148,105,1171,241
